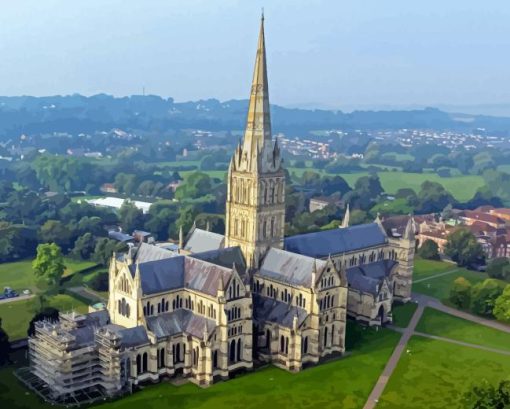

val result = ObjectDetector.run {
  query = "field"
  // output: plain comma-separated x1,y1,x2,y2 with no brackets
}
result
415,307,510,352
0,294,88,341
0,258,97,293
0,258,98,340
0,324,401,409
411,258,490,301
377,336,510,409
285,168,484,202
391,302,418,328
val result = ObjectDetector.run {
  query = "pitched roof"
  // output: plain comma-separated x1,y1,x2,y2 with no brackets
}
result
184,228,225,253
346,260,397,295
129,255,233,296
253,294,308,329
102,324,150,348
146,309,216,339
190,246,247,275
284,223,387,258
134,242,177,264
258,248,327,287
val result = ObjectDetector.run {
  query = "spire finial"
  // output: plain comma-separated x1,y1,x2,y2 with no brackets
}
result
261,7,264,21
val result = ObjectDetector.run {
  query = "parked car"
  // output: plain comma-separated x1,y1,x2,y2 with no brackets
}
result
3,287,19,298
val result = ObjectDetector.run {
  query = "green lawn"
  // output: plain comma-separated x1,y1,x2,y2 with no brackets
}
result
286,168,483,202
416,307,510,352
0,294,89,341
413,257,458,281
391,302,418,328
378,336,510,409
413,268,490,301
0,258,97,293
0,324,400,409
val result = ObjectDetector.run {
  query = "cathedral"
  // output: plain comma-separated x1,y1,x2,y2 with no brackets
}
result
25,16,415,403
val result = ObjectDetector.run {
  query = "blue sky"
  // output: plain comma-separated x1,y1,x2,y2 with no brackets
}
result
1,0,510,110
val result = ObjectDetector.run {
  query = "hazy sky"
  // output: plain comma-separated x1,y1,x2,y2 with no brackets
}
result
1,0,510,110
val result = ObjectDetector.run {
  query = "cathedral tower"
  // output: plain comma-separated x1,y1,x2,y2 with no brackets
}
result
225,15,285,268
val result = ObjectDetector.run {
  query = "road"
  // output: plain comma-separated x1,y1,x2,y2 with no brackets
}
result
0,294,35,304
363,303,425,409
363,292,510,408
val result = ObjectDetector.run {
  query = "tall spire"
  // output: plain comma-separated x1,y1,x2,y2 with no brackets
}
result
242,13,272,163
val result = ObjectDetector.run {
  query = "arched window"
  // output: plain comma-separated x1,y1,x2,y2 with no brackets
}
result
280,335,285,353
237,338,242,362
285,337,289,354
303,336,308,354
324,327,328,347
331,324,335,345
142,352,148,372
270,218,275,237
229,339,236,363
159,348,165,368
266,329,271,348
136,354,141,374
213,350,218,368
176,343,181,363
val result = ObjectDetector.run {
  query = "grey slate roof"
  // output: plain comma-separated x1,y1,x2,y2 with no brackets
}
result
128,255,233,296
134,242,177,264
284,223,387,258
190,246,247,276
146,309,216,339
108,231,134,242
346,260,397,295
102,324,150,348
258,248,327,287
184,228,225,253
253,294,308,329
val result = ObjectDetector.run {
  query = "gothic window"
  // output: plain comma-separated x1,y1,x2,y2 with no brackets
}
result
331,324,335,345
136,354,142,375
280,335,285,353
324,327,328,348
229,339,236,363
159,348,165,368
285,337,289,354
213,350,218,368
262,219,267,238
266,329,271,348
237,338,242,361
270,218,275,237
303,336,308,354
142,352,148,372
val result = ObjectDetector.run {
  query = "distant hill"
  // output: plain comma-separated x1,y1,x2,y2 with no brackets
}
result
1,94,510,138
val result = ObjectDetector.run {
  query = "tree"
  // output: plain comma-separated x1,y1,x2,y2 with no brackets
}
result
93,238,127,266
464,379,510,409
27,307,59,337
72,233,96,260
449,277,472,309
493,285,510,323
174,172,212,201
418,239,440,260
445,228,485,267
0,318,9,366
470,279,505,317
487,258,510,281
320,175,351,196
417,181,455,213
119,201,144,233
39,220,72,250
32,243,66,286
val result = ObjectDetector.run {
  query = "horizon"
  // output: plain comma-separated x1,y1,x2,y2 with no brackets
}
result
2,1,510,114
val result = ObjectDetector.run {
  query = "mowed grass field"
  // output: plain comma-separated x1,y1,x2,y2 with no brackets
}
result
377,336,510,409
0,258,97,340
0,294,89,341
0,324,400,409
411,258,490,301
415,307,510,352
0,258,97,293
286,168,483,202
